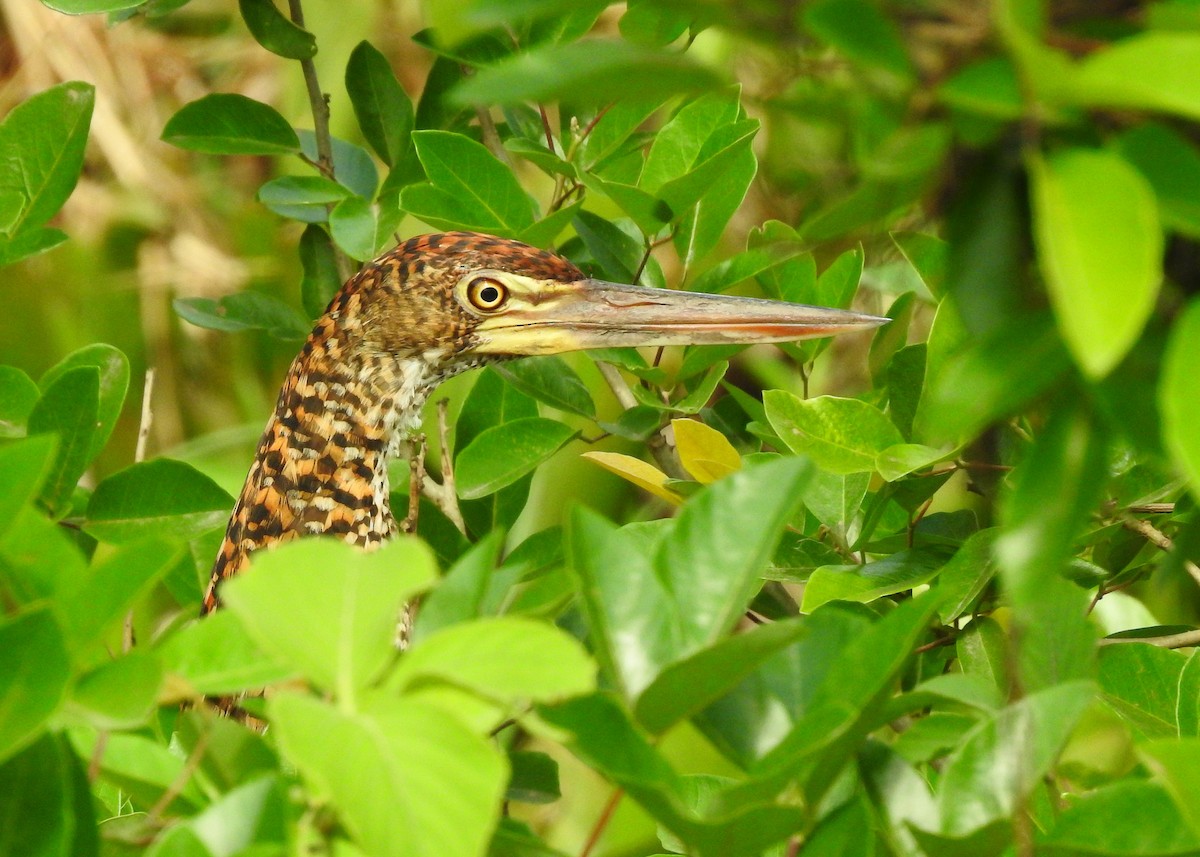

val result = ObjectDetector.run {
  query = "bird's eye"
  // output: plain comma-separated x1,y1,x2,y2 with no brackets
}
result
467,277,508,311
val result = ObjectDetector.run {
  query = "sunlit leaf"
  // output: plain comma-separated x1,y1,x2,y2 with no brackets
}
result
581,451,681,503
162,94,300,155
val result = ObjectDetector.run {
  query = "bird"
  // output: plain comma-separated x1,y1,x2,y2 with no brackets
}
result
201,231,885,614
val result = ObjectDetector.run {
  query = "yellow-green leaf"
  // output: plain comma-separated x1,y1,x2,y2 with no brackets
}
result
672,419,741,484
1029,148,1162,378
581,451,681,503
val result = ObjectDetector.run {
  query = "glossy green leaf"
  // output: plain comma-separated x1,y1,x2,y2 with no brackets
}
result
801,549,947,612
1162,299,1200,504
26,365,99,515
329,195,377,261
956,617,1011,698
55,537,181,651
455,417,576,500
409,531,503,645
158,610,292,698
800,470,869,543
162,94,301,155
1098,643,1189,741
0,608,70,764
271,693,506,857
402,131,534,235
85,458,234,544
299,223,342,318
937,529,998,623
493,356,595,417
346,41,414,168
765,391,903,474
70,651,162,730
0,81,94,237
174,291,311,340
40,343,129,461
389,617,594,705
222,538,436,698
452,40,720,106
1074,32,1200,121
1029,148,1162,378
875,442,950,482
938,682,1094,835
634,619,807,734
298,132,379,200
238,0,315,58
674,143,757,268
0,226,67,266
257,175,351,223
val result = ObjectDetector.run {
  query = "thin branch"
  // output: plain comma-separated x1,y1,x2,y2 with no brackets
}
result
475,105,510,164
579,787,624,857
286,0,352,284
148,728,210,821
400,434,426,535
1099,629,1200,649
1120,515,1200,587
419,400,466,534
125,368,156,653
595,363,685,480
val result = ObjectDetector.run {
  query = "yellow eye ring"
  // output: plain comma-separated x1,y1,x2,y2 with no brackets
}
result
467,277,508,311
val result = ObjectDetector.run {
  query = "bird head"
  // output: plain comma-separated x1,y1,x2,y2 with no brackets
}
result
338,231,886,367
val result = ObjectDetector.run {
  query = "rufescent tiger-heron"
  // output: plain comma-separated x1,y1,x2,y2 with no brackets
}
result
202,231,886,613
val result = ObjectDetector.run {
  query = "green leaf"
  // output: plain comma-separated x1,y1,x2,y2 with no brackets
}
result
0,733,97,857
956,617,1011,699
0,365,40,437
257,175,351,222
389,617,595,705
800,470,869,543
0,81,94,237
691,244,806,295
1039,778,1200,855
938,56,1024,120
162,94,301,155
1140,738,1200,837
40,343,130,461
506,750,560,805
41,0,145,11
1098,643,1189,741
346,41,414,168
658,457,811,648
298,132,379,199
803,0,913,80
937,529,999,624
1073,32,1200,121
0,435,57,539
1029,148,1163,378
938,682,1094,835
455,417,576,500
876,442,951,482
995,401,1104,690
238,0,315,59
0,227,68,265
85,458,234,544
494,356,595,417
801,549,948,612
329,195,377,261
402,131,534,235
634,619,807,735
270,693,506,857
222,538,437,699
26,365,100,515
75,731,205,812
299,223,342,318
764,391,904,474
55,538,181,651
158,610,292,698
174,291,312,339
1162,299,1200,505
451,40,720,106
1117,122,1200,239
642,88,741,194
70,651,163,730
891,231,949,297
674,143,756,269
0,608,70,764
190,775,288,856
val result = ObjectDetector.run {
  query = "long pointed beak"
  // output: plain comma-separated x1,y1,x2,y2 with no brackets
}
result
472,279,887,356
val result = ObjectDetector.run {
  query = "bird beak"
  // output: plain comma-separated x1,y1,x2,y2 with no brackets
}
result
471,279,888,355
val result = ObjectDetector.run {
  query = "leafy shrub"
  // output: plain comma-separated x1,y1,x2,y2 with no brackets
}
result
4,2,1200,856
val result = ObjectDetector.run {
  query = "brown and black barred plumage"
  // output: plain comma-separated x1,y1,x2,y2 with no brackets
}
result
203,231,884,613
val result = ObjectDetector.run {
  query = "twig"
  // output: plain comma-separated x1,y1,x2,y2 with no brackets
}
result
400,434,426,535
475,105,510,164
148,727,210,821
87,731,109,783
1099,629,1200,649
595,363,685,480
579,787,624,857
286,0,352,284
125,368,156,653
419,401,466,534
1120,515,1200,587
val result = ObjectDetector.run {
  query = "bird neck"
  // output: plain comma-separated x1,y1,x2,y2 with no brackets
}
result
203,315,443,612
